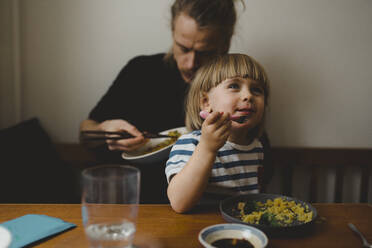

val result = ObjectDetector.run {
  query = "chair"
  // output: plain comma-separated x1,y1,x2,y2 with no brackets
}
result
0,118,80,203
266,147,372,203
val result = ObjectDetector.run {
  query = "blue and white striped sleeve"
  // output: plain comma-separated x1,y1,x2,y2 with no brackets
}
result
165,132,200,183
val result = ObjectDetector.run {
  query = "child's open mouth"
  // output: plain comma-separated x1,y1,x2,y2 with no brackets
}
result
199,110,254,123
231,109,255,123
230,115,250,123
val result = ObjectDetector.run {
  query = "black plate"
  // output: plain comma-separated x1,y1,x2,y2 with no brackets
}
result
220,193,317,237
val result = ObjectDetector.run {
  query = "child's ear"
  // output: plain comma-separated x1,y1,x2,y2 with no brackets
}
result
200,93,211,112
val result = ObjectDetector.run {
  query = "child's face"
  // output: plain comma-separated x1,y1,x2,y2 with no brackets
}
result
202,77,265,130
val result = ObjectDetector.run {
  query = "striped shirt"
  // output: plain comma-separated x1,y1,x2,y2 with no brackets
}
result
165,130,264,197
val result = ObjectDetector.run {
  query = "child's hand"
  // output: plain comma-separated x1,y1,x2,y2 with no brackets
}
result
199,111,231,153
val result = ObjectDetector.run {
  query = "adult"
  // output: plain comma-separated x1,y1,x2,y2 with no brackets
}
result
80,0,266,203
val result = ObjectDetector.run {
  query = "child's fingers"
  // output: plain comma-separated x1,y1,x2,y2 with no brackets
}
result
215,117,232,136
214,112,231,129
204,111,221,125
221,112,231,124
204,112,231,137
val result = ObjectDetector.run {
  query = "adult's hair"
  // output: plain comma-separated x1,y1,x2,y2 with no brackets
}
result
165,0,244,62
185,53,270,138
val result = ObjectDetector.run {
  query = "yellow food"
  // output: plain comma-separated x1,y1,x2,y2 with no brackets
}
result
145,130,181,154
237,197,313,227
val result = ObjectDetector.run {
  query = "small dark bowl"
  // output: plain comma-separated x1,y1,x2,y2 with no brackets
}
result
220,194,317,237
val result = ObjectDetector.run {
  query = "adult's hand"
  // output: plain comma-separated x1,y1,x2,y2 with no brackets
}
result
80,119,147,152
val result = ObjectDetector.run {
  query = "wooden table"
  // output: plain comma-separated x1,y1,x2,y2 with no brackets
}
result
0,203,371,247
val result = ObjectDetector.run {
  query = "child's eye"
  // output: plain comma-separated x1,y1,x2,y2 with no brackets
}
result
228,83,240,89
251,86,264,95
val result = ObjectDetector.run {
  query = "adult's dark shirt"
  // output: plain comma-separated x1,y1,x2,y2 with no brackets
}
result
89,53,188,134
88,53,188,204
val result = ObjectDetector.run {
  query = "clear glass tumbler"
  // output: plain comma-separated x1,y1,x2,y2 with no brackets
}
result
81,165,140,248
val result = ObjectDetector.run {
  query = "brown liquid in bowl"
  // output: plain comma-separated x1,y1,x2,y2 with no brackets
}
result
211,238,254,248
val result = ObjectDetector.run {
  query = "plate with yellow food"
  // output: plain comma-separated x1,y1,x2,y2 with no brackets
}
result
220,194,317,236
121,126,187,164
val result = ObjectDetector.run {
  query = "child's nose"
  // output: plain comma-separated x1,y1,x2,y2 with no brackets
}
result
241,89,253,101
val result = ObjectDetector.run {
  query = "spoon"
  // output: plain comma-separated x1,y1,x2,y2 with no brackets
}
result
348,223,372,248
199,110,249,124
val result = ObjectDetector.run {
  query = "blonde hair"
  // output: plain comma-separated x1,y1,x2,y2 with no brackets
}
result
185,53,270,138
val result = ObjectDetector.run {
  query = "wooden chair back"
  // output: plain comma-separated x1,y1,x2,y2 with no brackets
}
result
267,147,372,203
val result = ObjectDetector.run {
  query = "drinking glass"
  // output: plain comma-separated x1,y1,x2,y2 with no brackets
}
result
81,165,140,248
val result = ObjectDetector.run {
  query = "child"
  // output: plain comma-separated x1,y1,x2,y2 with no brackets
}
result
165,54,270,213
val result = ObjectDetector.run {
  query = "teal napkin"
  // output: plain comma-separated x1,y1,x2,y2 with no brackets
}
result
0,214,76,248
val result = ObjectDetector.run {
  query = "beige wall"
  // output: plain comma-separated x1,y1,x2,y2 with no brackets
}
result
2,0,372,147
0,0,18,128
